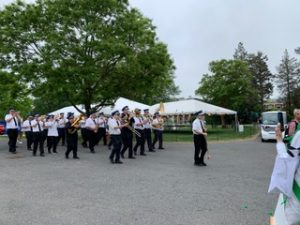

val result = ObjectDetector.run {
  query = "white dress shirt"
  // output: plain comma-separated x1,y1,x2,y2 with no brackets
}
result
46,121,58,136
22,120,31,132
31,120,44,132
108,118,121,135
97,117,106,128
152,118,164,131
133,116,144,130
5,114,18,129
85,117,97,130
192,118,205,135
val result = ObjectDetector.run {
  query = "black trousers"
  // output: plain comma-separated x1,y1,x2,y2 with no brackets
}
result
33,132,44,155
96,128,107,145
57,128,66,145
133,129,145,154
121,130,133,157
81,128,88,146
193,134,207,163
66,137,78,158
7,128,18,152
110,135,122,162
88,130,97,152
47,136,58,153
152,130,163,148
25,131,33,150
144,128,152,151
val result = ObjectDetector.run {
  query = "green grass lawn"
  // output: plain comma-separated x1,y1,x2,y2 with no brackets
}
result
0,125,259,143
163,125,258,142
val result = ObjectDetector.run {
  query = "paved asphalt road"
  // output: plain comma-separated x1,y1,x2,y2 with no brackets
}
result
0,137,278,225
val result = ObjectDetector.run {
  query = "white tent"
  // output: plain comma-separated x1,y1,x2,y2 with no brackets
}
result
150,99,237,115
50,97,150,116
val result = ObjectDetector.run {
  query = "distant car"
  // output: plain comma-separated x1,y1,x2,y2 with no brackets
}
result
0,124,5,135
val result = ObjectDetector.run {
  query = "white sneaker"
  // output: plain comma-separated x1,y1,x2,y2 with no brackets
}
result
18,141,23,144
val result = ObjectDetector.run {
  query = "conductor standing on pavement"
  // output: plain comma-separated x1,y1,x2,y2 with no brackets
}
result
192,111,208,166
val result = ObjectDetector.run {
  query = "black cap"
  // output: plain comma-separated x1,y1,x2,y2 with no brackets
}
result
196,110,205,116
154,112,159,116
99,112,104,116
111,110,120,116
9,108,16,112
144,109,149,112
67,114,74,119
122,106,129,111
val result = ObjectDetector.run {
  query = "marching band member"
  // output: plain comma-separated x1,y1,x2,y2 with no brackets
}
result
22,115,34,151
80,115,88,148
46,114,59,154
96,112,107,146
85,113,98,153
192,111,208,166
31,114,45,157
65,114,80,159
5,108,19,154
57,112,67,146
133,108,146,156
120,106,135,159
152,112,165,150
16,111,23,144
143,109,155,152
108,110,126,164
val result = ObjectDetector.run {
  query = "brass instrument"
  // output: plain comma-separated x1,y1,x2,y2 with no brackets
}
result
71,114,85,127
121,113,141,137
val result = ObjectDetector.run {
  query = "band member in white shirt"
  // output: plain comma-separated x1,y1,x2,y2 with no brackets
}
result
133,108,146,156
22,115,34,150
152,112,165,150
96,112,107,146
57,112,67,146
143,109,155,152
31,114,45,157
108,110,126,164
46,114,59,154
85,113,98,153
5,109,19,154
80,115,88,148
192,111,208,166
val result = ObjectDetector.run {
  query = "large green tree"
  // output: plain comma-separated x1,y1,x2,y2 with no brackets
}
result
195,59,259,117
0,71,33,119
275,49,299,115
0,0,179,115
247,52,274,111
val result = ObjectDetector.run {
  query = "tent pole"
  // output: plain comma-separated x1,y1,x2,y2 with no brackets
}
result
235,113,239,132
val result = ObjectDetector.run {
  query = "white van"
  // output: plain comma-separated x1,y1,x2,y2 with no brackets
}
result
260,111,287,142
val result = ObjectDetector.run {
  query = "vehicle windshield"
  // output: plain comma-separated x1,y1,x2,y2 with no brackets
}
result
262,113,278,125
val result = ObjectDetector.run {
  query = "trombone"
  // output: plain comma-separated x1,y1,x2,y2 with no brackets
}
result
71,114,85,127
126,124,141,137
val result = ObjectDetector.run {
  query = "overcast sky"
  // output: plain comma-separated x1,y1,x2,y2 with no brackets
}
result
1,0,300,98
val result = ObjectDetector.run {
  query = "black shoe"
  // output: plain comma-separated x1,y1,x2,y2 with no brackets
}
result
33,154,37,157
152,146,155,149
109,158,114,164
140,153,147,156
149,149,156,152
133,151,137,156
53,151,57,153
115,160,123,164
40,154,45,157
128,156,136,159
27,148,32,151
158,147,165,150
199,162,207,166
65,154,69,159
91,150,95,154
48,151,52,154
120,153,125,159
11,151,17,154
73,156,80,159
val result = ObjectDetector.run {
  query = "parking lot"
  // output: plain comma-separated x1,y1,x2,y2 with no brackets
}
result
0,137,277,225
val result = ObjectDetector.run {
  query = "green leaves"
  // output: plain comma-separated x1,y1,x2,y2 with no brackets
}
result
0,0,179,115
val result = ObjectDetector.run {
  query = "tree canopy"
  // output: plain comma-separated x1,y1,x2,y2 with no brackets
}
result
195,59,259,118
0,0,179,115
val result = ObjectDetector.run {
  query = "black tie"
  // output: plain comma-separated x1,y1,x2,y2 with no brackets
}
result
13,117,17,127
117,120,120,126
200,121,205,132
37,122,41,132
29,121,33,131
